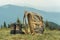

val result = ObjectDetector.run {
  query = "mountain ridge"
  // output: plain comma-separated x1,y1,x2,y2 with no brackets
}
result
0,4,60,25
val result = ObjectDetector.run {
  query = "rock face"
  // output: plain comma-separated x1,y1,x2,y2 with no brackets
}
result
10,23,16,34
10,23,25,34
34,26,44,34
10,30,16,34
15,30,24,34
10,30,25,34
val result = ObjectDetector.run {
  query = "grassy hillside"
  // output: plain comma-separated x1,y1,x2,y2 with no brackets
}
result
0,28,60,40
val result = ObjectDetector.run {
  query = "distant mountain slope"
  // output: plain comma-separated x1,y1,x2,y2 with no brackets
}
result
0,4,60,25
45,21,60,30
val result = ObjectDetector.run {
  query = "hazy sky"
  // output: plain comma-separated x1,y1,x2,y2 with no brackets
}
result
0,0,60,12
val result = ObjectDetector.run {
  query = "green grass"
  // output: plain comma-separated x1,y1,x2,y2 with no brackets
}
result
0,28,60,40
